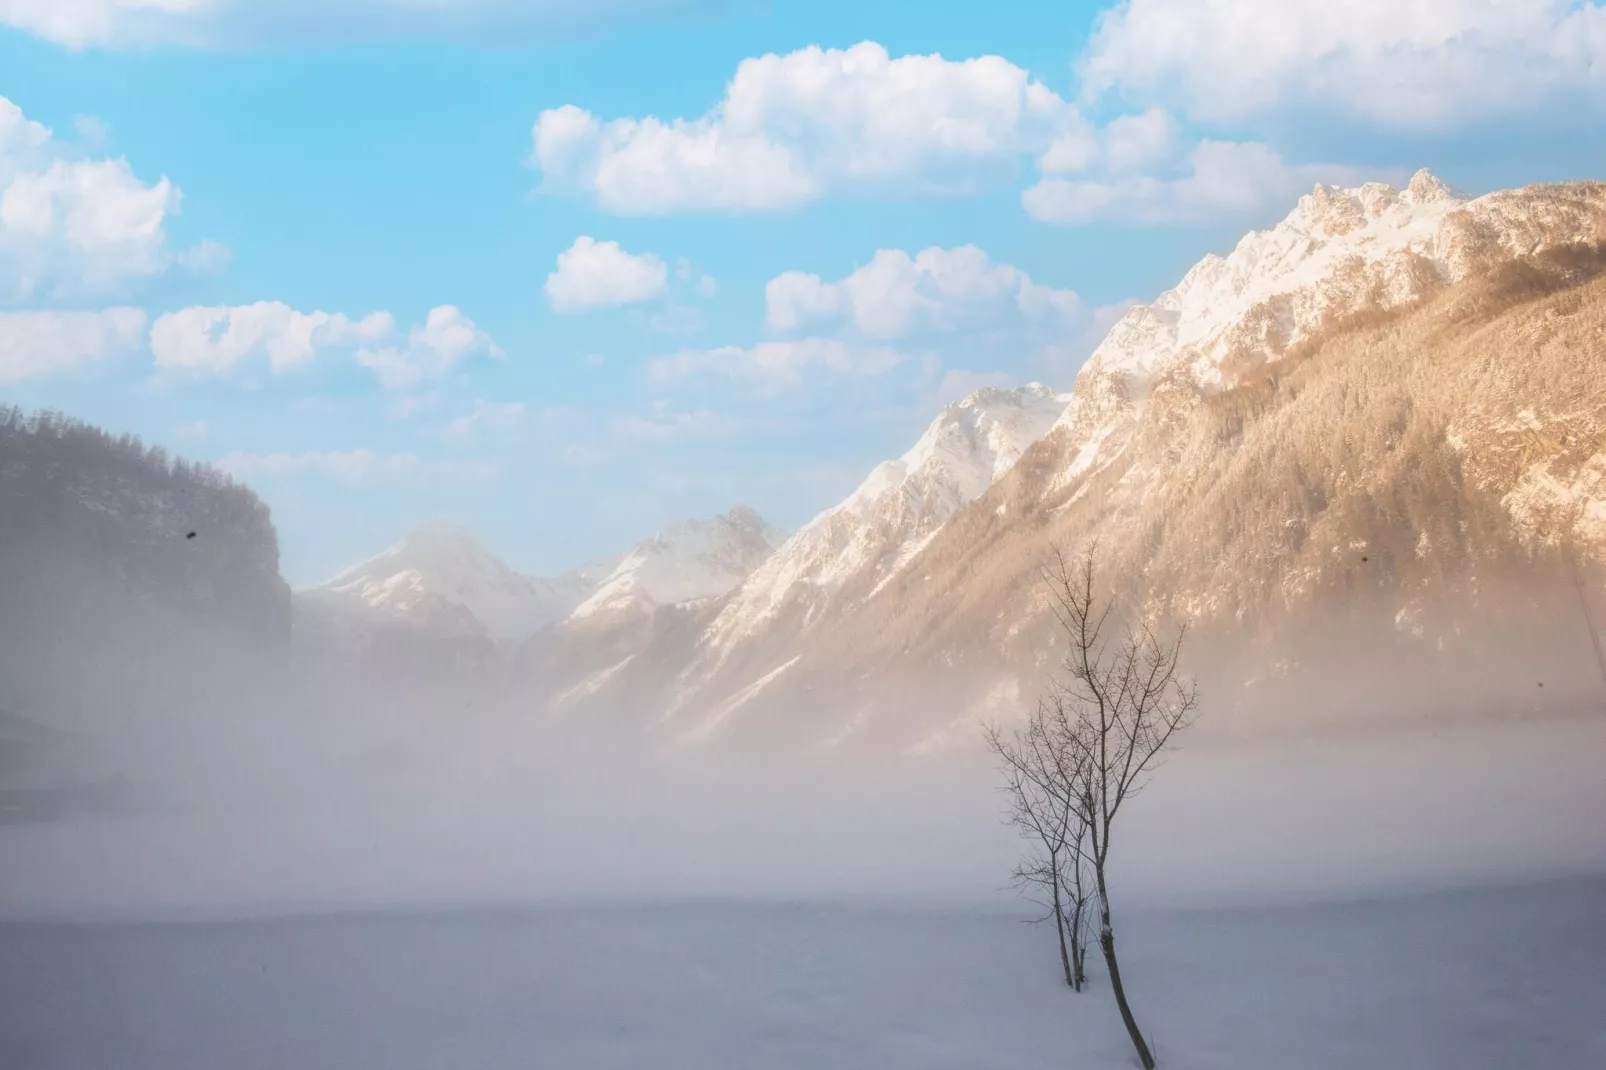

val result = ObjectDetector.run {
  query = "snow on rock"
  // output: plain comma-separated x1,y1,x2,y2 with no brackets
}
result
303,521,612,645
695,383,1071,659
1083,169,1467,390
304,507,785,646
1051,169,1606,480
569,506,785,623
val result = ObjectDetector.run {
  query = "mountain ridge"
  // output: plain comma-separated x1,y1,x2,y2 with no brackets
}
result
300,505,786,655
542,172,1606,753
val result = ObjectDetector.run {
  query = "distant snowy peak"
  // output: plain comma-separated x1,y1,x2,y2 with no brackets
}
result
307,521,605,644
307,509,787,643
571,506,786,622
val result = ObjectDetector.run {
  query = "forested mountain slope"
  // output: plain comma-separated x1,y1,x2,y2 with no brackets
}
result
0,407,290,728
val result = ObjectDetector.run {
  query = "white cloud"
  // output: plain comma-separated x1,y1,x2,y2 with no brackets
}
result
0,96,51,157
215,447,491,489
647,338,907,392
0,0,706,49
0,306,146,384
531,42,1081,214
150,302,393,375
354,305,503,391
149,301,500,388
436,398,526,443
1080,0,1606,126
173,419,208,439
0,0,205,50
766,245,1080,339
1023,140,1367,225
545,235,668,312
0,96,192,303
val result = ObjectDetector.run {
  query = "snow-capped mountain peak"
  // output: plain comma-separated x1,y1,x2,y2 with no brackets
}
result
305,521,605,644
686,382,1071,673
843,383,1071,521
1050,169,1606,505
304,506,786,646
1085,169,1472,392
570,506,786,622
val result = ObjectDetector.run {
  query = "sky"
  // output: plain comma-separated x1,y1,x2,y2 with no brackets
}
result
1,0,1603,583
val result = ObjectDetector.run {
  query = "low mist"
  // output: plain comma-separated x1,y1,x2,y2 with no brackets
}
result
3,598,1604,922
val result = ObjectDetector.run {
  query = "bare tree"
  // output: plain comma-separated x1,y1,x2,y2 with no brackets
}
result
1035,545,1198,1070
985,714,1093,990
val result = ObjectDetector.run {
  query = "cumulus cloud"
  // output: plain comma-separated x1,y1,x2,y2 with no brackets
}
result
530,42,1081,214
215,447,491,489
1023,140,1368,225
150,302,393,376
1079,0,1606,126
0,95,194,304
766,245,1080,339
1037,107,1178,177
0,306,146,384
527,39,1354,226
148,301,500,389
545,236,669,312
647,338,908,392
0,0,705,50
354,305,503,391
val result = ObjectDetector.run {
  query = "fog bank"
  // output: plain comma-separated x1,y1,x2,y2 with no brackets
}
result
3,682,1603,919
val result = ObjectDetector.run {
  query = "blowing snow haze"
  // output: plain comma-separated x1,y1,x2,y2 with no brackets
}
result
3,12,1606,1063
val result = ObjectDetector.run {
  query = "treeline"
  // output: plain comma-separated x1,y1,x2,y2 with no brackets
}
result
0,404,290,644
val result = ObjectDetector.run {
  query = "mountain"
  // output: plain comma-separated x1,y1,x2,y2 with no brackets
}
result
697,384,1070,644
301,520,612,646
553,172,1606,753
300,507,785,681
532,382,1071,728
521,507,788,713
571,506,785,625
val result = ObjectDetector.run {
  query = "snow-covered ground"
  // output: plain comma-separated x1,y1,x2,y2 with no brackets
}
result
1,877,1602,1070
2,713,1602,1067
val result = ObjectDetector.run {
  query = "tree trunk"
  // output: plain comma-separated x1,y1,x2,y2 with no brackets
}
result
1070,898,1087,991
1097,868,1155,1069
1051,868,1075,988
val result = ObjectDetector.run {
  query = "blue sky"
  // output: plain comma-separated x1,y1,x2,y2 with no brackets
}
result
2,0,1603,582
